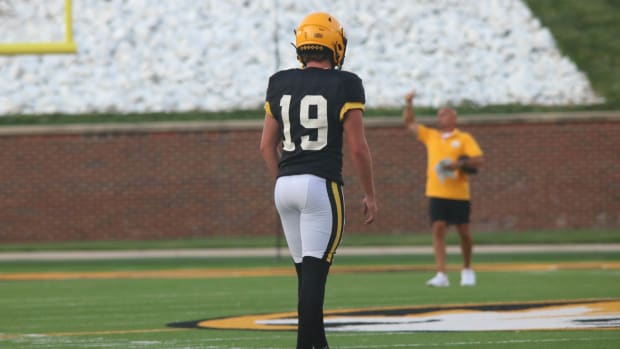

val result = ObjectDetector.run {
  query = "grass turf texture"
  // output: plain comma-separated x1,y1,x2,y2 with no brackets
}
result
1,228,618,252
1,252,618,348
524,0,620,110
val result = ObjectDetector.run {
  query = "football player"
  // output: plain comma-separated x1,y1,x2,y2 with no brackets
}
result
260,12,377,349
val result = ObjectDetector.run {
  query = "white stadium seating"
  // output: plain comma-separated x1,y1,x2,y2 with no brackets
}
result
0,0,603,115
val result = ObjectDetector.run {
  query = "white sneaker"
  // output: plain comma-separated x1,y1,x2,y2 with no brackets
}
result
460,268,476,286
426,272,450,287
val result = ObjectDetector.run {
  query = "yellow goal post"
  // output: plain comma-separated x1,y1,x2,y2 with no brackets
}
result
0,0,77,55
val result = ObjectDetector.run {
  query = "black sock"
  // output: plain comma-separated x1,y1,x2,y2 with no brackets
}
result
297,256,330,349
294,262,303,348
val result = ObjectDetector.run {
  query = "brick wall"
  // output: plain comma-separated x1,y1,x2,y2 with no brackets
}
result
1,113,618,243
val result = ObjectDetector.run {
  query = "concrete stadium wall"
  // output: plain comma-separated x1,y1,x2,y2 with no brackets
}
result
1,112,618,243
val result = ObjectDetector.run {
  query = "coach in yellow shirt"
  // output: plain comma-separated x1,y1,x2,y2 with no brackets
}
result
403,91,484,287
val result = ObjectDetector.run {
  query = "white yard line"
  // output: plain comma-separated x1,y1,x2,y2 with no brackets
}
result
0,244,619,261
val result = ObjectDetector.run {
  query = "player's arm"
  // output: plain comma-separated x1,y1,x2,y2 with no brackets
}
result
343,109,377,224
461,155,484,170
443,155,484,171
444,132,485,172
259,112,281,179
456,134,484,172
403,90,419,135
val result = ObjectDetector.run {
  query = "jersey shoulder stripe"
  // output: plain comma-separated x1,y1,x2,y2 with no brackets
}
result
340,101,365,120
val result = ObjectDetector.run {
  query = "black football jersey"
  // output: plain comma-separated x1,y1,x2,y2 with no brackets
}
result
265,67,365,184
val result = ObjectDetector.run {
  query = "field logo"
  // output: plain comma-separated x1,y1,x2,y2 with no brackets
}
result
168,299,620,332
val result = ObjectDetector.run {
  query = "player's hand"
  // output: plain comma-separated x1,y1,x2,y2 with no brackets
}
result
404,90,416,104
362,196,377,224
442,161,461,171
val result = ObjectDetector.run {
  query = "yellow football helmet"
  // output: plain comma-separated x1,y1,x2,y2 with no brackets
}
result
295,12,347,69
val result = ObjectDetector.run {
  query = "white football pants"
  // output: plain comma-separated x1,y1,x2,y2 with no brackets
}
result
274,174,344,264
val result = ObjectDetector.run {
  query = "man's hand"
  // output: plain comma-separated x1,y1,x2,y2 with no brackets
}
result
442,156,482,174
362,196,377,224
441,161,462,171
404,90,416,105
403,90,418,131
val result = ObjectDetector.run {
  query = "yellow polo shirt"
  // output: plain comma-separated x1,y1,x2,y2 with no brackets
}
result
417,124,483,200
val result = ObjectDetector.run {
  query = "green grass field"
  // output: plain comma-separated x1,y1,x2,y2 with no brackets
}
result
1,250,618,349
1,228,618,252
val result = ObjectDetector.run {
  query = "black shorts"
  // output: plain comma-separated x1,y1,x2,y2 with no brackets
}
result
429,197,471,225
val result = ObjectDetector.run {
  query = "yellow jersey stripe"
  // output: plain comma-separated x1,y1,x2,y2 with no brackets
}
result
326,181,344,263
264,102,273,118
339,102,365,121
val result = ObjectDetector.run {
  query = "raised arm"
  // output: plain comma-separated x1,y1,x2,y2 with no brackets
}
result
343,109,377,224
403,90,419,135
